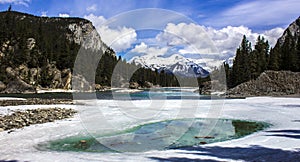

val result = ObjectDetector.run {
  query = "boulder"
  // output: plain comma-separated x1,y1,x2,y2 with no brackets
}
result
72,74,93,92
0,81,6,91
94,84,103,91
144,81,153,88
4,78,36,93
129,82,139,89
62,69,72,90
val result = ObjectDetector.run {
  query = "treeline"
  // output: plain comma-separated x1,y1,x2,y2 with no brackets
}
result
94,51,180,87
225,32,300,88
0,11,180,88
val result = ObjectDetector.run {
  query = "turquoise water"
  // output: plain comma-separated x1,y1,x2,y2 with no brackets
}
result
41,118,269,153
0,88,215,100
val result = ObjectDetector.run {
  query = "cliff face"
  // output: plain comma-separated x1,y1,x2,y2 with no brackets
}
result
227,71,300,97
277,16,300,47
0,11,112,92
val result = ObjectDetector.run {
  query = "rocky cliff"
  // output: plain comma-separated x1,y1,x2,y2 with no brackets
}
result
227,71,300,97
0,11,111,93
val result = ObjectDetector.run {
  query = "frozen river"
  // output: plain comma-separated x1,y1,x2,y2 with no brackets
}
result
0,95,300,161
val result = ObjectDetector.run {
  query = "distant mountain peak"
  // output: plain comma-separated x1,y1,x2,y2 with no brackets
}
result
129,54,209,78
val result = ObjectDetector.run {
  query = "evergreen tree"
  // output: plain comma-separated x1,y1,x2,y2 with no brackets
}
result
231,35,252,87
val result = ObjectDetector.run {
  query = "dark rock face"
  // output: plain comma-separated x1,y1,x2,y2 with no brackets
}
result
227,71,300,97
0,108,77,131
0,11,109,93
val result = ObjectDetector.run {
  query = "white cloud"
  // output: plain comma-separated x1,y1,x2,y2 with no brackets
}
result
205,26,284,59
86,4,97,12
0,0,30,6
84,14,106,27
205,0,300,27
130,42,168,57
59,13,70,18
41,11,47,17
263,27,285,48
84,14,137,52
98,26,137,52
130,23,284,70
156,23,218,55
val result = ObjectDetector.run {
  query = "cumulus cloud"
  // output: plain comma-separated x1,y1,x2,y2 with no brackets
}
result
156,23,218,55
130,42,168,57
157,23,284,59
59,13,70,18
130,23,284,69
84,14,106,26
0,0,30,6
86,4,97,12
84,14,137,52
263,27,285,47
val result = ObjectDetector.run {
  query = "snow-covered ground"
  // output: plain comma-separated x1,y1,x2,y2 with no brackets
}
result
0,97,26,101
0,97,300,161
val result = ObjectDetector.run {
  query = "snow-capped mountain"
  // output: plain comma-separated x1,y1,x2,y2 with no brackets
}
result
129,54,209,78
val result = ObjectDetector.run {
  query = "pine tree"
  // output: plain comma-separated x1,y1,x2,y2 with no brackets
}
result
231,35,252,87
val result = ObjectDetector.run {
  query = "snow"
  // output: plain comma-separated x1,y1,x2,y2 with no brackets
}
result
129,54,210,77
0,97,26,101
36,89,77,93
114,89,143,93
0,97,300,161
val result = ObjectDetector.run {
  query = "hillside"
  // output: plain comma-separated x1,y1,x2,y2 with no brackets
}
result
0,11,111,93
0,11,180,93
268,16,300,71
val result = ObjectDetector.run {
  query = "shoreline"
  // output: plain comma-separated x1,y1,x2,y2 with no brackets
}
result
0,98,74,106
0,108,77,132
0,97,299,161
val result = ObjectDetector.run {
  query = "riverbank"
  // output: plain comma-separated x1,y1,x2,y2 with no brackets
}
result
0,97,299,161
0,98,73,106
0,108,76,131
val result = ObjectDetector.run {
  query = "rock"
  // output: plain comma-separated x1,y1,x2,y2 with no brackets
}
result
144,81,153,88
129,82,139,89
227,71,300,97
62,69,72,90
0,128,4,132
26,38,36,50
199,141,207,145
0,81,6,91
195,80,226,95
4,79,36,93
72,74,93,92
94,84,102,91
0,108,77,131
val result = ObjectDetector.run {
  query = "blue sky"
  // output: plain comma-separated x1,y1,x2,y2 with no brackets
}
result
0,0,299,30
0,0,299,69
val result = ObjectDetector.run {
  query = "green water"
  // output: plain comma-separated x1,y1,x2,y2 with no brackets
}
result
41,118,269,153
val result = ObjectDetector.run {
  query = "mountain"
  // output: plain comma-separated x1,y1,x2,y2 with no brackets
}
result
0,11,181,92
268,16,300,71
0,11,113,92
129,54,209,78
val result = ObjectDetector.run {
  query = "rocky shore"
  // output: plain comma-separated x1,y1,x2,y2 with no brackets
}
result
0,98,73,106
226,71,300,97
0,108,77,131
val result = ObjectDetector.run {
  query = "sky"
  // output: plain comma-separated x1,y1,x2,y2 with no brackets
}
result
0,0,299,69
